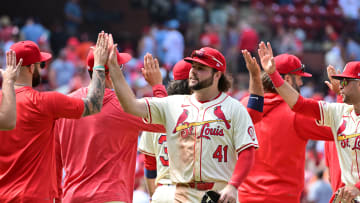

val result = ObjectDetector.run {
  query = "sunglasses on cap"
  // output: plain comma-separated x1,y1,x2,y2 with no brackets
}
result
340,78,360,87
35,62,46,69
289,64,305,73
191,50,224,67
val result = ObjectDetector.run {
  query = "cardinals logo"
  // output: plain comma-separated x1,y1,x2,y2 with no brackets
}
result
173,109,189,133
337,120,347,137
214,106,230,129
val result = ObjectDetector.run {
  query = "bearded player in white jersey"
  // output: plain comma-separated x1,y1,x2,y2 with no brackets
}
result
259,41,360,202
111,47,258,203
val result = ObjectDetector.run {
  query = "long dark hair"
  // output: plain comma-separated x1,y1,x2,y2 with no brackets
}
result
167,79,191,95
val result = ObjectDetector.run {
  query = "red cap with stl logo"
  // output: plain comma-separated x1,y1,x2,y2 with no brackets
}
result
184,47,226,73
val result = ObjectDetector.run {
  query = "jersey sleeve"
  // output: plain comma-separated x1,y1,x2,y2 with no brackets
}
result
233,104,259,153
138,131,156,156
317,101,347,127
142,97,169,125
294,114,334,141
42,92,84,119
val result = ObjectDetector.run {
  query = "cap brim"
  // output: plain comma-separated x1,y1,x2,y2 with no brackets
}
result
40,52,52,62
295,72,312,77
184,57,210,68
331,74,358,80
117,53,132,64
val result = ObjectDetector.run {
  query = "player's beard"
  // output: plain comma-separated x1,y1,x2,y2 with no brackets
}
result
32,67,41,87
290,75,301,93
189,75,214,90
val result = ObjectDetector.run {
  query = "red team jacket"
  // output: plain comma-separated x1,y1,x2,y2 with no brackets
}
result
239,93,333,203
55,88,165,203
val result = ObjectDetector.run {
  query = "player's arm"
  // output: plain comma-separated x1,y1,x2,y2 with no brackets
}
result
143,154,157,197
141,53,168,98
219,147,255,203
259,42,321,120
108,45,149,118
242,50,264,124
81,32,108,117
54,125,63,203
0,50,22,130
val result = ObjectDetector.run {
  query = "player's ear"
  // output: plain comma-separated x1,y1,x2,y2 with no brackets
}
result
28,64,35,74
283,74,291,83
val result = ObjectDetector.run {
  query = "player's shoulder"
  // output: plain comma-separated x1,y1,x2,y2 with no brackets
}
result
320,101,352,114
223,94,246,109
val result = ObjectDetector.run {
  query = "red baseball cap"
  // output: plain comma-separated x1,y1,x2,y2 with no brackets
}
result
184,47,226,72
274,54,312,77
332,62,360,80
10,40,52,66
86,49,132,71
173,59,192,80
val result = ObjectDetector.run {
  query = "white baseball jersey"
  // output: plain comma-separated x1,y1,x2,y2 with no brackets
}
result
142,92,258,183
138,131,172,185
318,101,360,196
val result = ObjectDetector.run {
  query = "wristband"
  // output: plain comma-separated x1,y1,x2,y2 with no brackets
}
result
269,70,284,88
93,65,105,71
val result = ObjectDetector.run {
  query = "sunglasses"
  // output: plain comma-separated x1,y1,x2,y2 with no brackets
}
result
289,64,305,73
340,78,360,87
35,62,46,69
191,50,223,66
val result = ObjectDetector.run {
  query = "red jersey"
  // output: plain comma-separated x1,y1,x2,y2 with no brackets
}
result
324,141,343,192
0,87,84,203
56,88,165,203
238,93,333,203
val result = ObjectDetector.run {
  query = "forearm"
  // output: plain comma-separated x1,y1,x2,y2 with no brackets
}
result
144,177,156,197
109,65,148,117
228,147,255,188
82,69,105,117
0,79,16,130
270,71,300,108
248,72,263,97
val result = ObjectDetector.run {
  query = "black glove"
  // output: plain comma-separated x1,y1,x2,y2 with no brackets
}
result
201,190,220,203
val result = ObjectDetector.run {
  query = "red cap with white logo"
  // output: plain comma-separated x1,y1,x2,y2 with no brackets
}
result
184,47,226,73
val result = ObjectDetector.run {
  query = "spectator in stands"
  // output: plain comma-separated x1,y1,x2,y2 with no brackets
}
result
49,48,75,93
138,26,155,60
162,19,184,67
64,0,82,36
307,170,333,203
21,17,48,43
200,24,221,50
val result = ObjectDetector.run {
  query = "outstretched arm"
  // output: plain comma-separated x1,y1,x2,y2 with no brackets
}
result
81,31,107,117
107,42,148,118
0,50,22,130
242,50,264,124
259,42,300,108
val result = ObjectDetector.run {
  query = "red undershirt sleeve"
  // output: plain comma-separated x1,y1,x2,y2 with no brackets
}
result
228,147,255,188
152,84,168,98
292,95,321,121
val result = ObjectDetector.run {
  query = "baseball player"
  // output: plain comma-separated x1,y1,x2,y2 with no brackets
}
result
0,32,108,202
260,41,360,202
110,47,258,203
55,37,166,203
0,50,22,130
138,59,192,202
239,45,335,203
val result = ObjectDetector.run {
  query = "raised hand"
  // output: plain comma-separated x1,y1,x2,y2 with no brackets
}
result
2,50,22,83
92,31,110,68
107,43,120,69
258,41,276,74
242,49,261,76
142,53,162,86
324,65,341,95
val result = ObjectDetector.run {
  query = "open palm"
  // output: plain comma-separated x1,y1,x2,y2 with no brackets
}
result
258,41,276,74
